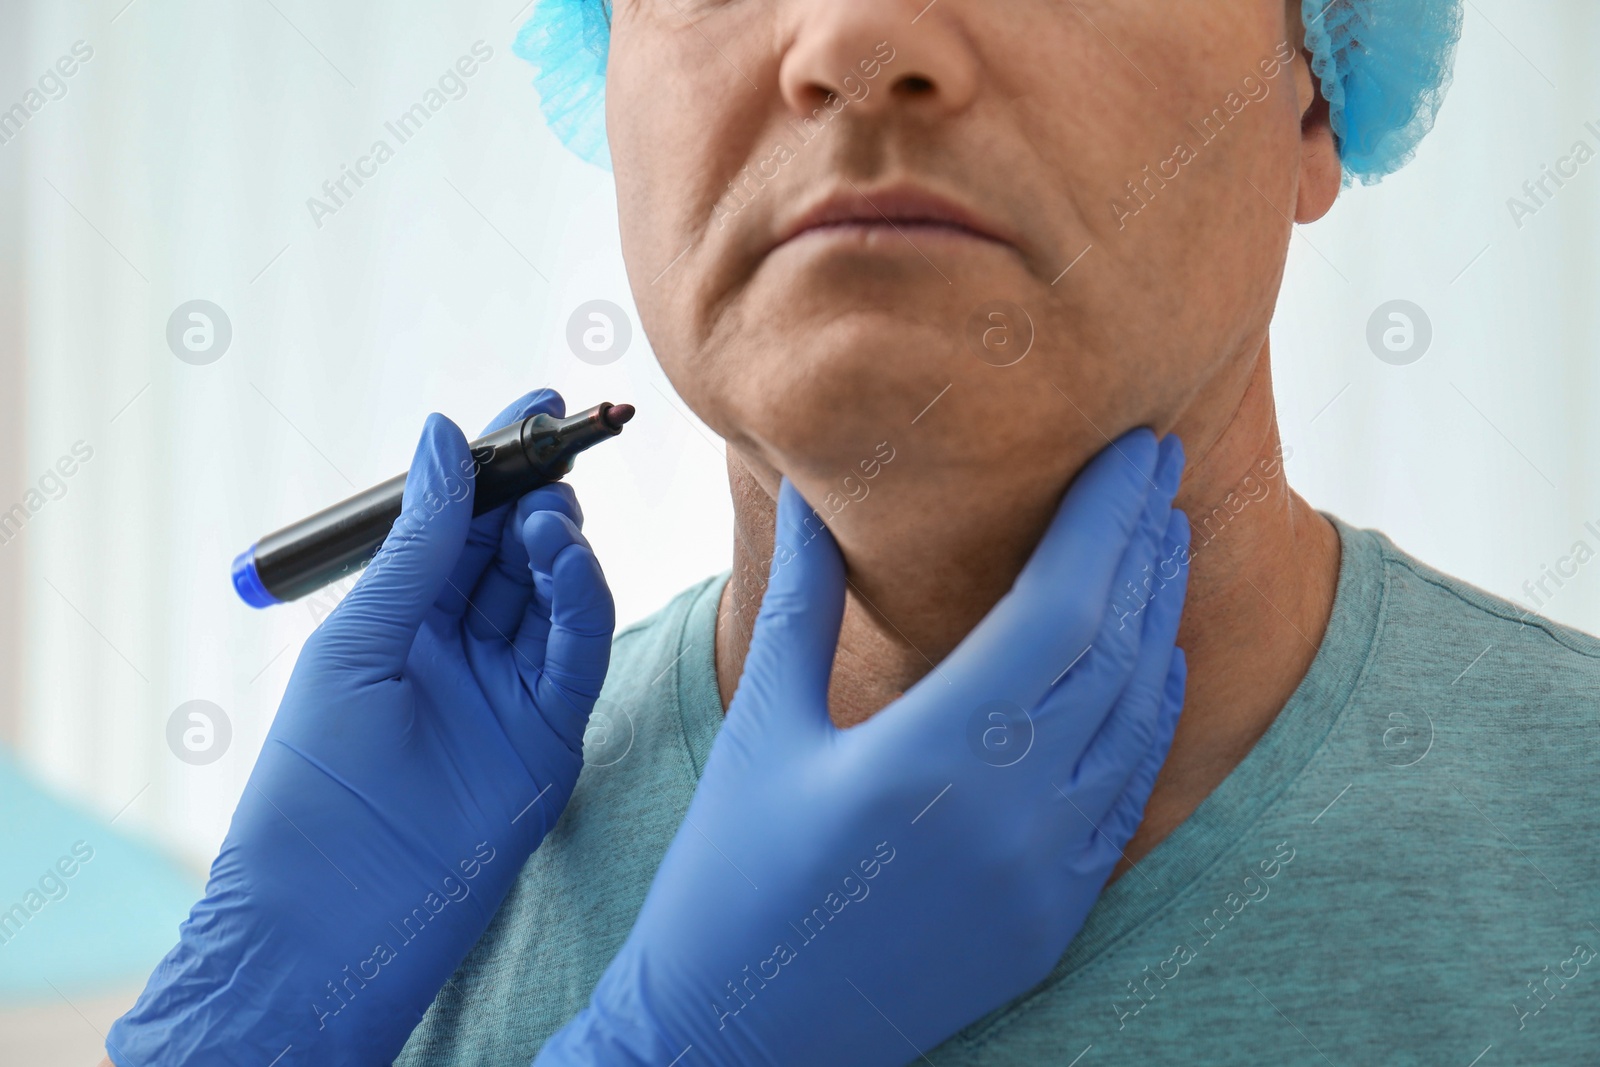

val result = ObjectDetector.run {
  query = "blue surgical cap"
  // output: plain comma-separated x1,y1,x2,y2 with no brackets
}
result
514,0,612,170
1304,0,1463,184
517,0,1463,186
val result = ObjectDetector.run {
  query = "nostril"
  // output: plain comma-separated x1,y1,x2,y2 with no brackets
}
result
898,75,936,95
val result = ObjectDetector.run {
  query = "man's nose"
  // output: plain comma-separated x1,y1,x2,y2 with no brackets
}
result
778,1,978,120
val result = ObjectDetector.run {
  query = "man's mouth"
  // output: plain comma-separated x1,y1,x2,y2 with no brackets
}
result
769,184,1015,255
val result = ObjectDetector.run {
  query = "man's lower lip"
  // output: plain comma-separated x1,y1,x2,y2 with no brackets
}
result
775,223,1006,251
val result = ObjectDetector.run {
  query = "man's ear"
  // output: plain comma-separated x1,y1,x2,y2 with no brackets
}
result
1295,49,1341,223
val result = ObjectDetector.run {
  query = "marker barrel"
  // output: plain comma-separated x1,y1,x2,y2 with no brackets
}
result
232,402,630,607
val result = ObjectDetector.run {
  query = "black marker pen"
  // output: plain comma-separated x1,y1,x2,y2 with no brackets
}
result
232,401,634,607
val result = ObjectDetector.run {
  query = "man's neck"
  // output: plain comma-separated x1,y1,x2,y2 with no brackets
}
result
712,343,1341,870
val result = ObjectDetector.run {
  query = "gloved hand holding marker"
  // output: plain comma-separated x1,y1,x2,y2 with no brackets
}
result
232,400,634,606
109,389,621,1066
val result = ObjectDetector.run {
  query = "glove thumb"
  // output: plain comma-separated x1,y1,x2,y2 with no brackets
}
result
725,477,845,746
318,413,474,680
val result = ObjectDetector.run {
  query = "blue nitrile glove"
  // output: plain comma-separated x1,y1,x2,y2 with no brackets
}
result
107,390,615,1067
538,430,1190,1066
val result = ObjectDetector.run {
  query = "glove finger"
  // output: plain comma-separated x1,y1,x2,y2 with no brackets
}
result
870,429,1163,748
723,477,846,749
319,413,475,680
1032,438,1180,755
1062,508,1190,820
435,389,566,617
521,511,616,753
463,484,584,644
1083,646,1187,875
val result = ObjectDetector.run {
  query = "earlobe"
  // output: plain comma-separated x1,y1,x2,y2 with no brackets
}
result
1295,52,1341,223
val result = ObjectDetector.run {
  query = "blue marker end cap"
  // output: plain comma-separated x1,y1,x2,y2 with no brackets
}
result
232,546,279,609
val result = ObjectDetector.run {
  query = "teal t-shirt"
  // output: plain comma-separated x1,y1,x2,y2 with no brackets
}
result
396,517,1600,1065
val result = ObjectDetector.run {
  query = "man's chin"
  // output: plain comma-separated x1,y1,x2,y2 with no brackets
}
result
697,347,937,475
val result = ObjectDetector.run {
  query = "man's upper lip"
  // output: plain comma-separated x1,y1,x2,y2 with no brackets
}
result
772,185,1013,250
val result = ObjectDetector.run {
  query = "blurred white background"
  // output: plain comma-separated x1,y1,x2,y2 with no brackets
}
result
0,0,1595,1060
